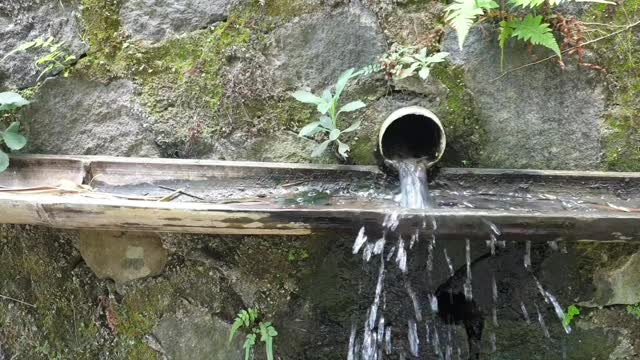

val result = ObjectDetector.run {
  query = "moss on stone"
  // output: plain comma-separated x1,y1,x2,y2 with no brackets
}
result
265,0,315,19
431,64,487,167
586,0,640,171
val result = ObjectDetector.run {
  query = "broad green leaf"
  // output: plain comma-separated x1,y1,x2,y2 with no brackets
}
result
311,140,331,157
511,15,562,58
3,122,27,150
337,141,350,158
322,89,333,103
0,92,30,109
329,128,341,141
342,120,361,133
5,121,20,134
339,101,366,113
476,0,500,8
291,90,324,105
319,116,334,130
0,150,8,173
317,101,331,115
499,20,515,69
298,121,321,137
425,52,449,63
335,68,355,100
445,0,497,49
418,67,431,79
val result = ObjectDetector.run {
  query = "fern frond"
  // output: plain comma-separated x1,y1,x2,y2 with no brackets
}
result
508,0,546,8
510,15,562,58
445,0,498,49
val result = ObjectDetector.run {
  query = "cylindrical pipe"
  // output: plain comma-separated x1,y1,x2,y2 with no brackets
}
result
378,106,446,168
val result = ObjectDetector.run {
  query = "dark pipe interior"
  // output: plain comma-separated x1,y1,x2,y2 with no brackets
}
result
380,114,442,161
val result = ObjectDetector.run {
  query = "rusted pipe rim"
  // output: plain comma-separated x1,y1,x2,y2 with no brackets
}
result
378,106,446,168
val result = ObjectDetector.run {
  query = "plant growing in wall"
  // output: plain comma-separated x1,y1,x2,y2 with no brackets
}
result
229,308,278,360
292,68,366,159
362,45,449,81
2,37,77,81
0,92,29,172
444,0,615,68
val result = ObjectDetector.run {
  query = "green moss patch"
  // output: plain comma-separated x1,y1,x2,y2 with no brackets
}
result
587,0,640,171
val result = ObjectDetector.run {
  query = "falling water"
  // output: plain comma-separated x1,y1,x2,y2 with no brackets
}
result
392,159,431,209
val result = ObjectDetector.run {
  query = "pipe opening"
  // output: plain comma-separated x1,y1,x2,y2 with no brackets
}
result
378,107,446,168
381,114,442,161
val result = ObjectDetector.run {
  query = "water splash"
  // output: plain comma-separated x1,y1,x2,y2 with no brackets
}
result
353,227,367,254
396,237,407,273
524,240,532,269
520,301,531,324
535,303,551,338
408,319,419,357
444,248,454,277
464,238,473,300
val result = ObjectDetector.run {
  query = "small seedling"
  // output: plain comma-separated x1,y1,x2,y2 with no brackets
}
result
0,92,29,172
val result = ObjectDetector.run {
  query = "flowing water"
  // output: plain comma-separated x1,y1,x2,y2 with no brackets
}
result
348,158,571,359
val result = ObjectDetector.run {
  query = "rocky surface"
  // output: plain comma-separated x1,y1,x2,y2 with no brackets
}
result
79,231,168,283
442,26,607,170
22,77,160,156
266,3,387,91
120,0,232,45
0,0,88,89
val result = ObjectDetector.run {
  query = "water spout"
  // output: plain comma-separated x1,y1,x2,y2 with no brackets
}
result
378,106,446,169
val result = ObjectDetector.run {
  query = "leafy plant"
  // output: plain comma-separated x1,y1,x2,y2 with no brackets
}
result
2,37,76,81
379,45,449,81
563,304,581,327
444,0,615,67
627,304,640,320
292,68,365,159
229,308,278,360
0,92,29,172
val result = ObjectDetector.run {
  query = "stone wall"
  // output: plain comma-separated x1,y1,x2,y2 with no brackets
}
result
2,0,640,359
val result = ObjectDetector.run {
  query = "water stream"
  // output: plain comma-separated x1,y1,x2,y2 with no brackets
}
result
349,158,571,359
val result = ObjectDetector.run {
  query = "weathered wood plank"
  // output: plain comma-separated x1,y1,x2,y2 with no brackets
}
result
1,154,640,240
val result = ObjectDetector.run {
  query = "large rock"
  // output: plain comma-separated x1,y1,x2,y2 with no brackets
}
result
22,77,160,156
120,0,232,45
442,26,606,170
0,0,88,89
266,3,387,91
153,303,244,360
79,231,168,283
589,250,640,306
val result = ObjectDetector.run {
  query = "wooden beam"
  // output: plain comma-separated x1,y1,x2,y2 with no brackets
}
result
1,155,639,241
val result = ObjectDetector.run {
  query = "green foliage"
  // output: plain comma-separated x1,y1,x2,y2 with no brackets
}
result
563,304,581,327
2,37,76,81
509,15,562,57
0,92,30,172
378,45,449,80
445,0,615,65
229,308,278,360
445,0,499,50
292,68,365,159
627,304,640,319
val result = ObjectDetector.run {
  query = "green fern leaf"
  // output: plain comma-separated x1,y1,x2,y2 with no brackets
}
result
508,0,545,8
445,0,498,49
510,15,561,58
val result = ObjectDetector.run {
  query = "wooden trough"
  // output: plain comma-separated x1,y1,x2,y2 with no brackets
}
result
1,154,640,241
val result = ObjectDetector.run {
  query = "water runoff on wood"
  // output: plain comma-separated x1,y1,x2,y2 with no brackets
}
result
348,158,572,359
